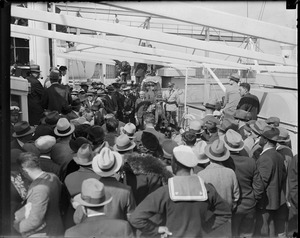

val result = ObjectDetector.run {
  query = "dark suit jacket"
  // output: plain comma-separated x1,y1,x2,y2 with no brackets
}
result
256,148,287,210
41,83,72,113
26,76,45,125
39,155,62,178
64,215,134,238
103,95,118,114
229,153,264,213
14,172,64,237
236,93,260,120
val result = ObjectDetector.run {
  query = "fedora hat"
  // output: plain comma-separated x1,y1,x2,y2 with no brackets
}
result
106,85,115,93
234,109,252,121
87,126,105,144
12,121,35,138
113,134,136,152
80,82,88,87
35,135,56,154
86,91,94,96
32,125,55,140
173,145,198,168
30,64,41,72
71,98,81,108
261,125,280,142
73,178,112,207
192,141,209,164
54,118,75,137
205,139,230,162
265,117,280,127
141,131,162,152
250,120,268,135
73,143,95,166
276,127,291,143
217,117,238,132
243,120,256,133
50,70,60,81
69,137,92,153
121,123,136,139
92,147,123,177
224,129,244,152
189,120,203,134
44,111,60,126
228,73,240,83
162,139,178,159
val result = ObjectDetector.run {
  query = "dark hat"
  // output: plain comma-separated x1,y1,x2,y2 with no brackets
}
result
205,139,230,162
261,125,280,142
243,120,256,133
12,121,35,138
32,125,55,140
228,73,240,83
265,117,280,127
250,120,268,135
30,64,41,72
106,85,115,93
10,101,22,114
50,70,60,81
71,98,81,109
44,111,60,125
112,82,121,89
234,109,252,121
162,139,178,159
141,131,162,153
97,89,106,96
217,117,239,132
205,116,220,129
80,82,88,87
69,137,92,153
71,90,79,95
59,65,67,71
87,126,105,143
86,91,94,96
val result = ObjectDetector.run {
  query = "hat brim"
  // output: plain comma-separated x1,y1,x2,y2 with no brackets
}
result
204,144,230,162
224,141,245,152
249,124,261,135
92,152,123,177
73,156,93,166
12,126,35,138
54,123,75,137
113,141,136,152
73,193,112,207
197,157,210,164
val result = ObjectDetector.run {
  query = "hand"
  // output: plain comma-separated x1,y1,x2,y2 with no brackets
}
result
158,226,172,238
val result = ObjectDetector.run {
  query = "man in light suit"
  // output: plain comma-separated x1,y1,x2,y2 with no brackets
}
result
13,152,64,237
163,82,181,128
65,178,134,238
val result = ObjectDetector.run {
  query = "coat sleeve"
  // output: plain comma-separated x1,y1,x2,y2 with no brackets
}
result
129,187,167,236
232,172,240,210
252,161,265,201
205,183,232,230
256,155,272,189
126,188,137,220
18,184,49,234
288,155,298,209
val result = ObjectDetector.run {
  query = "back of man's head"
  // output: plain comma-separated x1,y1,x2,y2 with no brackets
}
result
182,131,197,146
239,83,251,92
144,112,155,125
106,118,118,132
17,152,40,169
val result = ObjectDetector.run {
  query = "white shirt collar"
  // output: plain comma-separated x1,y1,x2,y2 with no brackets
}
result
260,147,274,155
17,139,24,147
87,212,105,218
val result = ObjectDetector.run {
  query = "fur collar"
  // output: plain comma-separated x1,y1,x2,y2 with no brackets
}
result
123,153,173,184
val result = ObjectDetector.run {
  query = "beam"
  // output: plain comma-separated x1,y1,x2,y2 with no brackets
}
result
11,6,296,66
102,2,297,46
11,24,247,69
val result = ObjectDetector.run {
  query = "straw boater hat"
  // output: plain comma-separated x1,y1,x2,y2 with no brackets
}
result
173,145,198,168
12,121,35,138
205,139,230,162
121,123,136,139
92,147,123,177
223,129,244,152
188,120,203,135
113,134,136,152
73,178,112,207
73,143,95,166
35,135,56,154
54,118,75,137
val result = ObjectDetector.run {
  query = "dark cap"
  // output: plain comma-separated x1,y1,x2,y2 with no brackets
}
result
265,117,280,127
228,73,240,83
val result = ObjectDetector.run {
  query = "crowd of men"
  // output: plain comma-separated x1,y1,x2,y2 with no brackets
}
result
9,67,297,238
